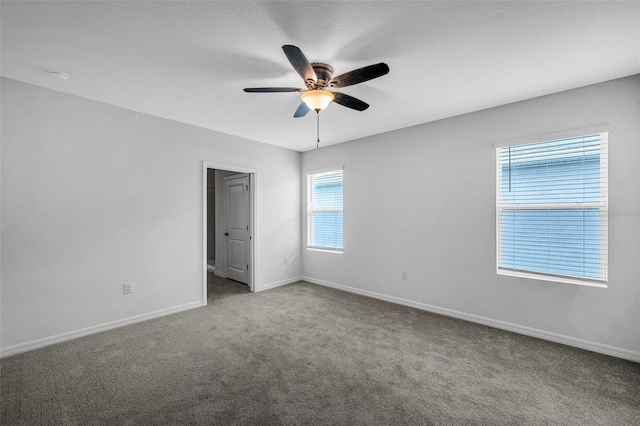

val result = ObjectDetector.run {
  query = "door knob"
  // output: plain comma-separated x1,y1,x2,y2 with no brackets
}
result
224,232,229,236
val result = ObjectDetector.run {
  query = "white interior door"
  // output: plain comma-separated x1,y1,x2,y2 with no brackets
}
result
224,174,250,284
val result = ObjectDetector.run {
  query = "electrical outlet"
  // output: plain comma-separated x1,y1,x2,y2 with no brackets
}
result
123,282,133,294
401,271,408,280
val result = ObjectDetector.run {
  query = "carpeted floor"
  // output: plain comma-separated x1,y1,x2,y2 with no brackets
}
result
208,273,250,302
1,277,639,425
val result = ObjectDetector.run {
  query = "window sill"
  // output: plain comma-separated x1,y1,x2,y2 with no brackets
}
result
307,247,343,254
497,268,607,288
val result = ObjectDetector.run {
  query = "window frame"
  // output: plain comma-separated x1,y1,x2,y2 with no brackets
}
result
495,131,608,287
306,168,344,253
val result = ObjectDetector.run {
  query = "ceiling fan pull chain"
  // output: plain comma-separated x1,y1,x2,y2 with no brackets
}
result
317,111,320,149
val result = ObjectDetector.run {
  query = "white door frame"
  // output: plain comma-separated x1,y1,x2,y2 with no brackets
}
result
202,161,257,304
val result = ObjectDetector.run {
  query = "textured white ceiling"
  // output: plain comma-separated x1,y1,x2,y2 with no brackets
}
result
2,1,639,152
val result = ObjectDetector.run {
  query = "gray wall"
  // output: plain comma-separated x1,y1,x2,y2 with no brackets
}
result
1,78,302,352
301,75,640,359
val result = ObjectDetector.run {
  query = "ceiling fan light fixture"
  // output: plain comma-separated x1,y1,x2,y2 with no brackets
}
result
301,89,334,112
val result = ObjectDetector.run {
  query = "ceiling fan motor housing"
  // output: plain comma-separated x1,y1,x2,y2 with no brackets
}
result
309,63,334,88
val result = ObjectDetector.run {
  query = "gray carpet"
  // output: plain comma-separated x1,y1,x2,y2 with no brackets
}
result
208,273,251,301
1,278,639,425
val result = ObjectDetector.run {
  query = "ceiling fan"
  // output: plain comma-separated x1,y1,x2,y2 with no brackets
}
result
244,45,389,118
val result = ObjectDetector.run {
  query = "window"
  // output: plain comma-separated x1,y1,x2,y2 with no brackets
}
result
307,169,343,252
496,133,608,285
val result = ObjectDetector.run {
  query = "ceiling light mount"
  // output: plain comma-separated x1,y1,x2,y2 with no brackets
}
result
48,70,70,81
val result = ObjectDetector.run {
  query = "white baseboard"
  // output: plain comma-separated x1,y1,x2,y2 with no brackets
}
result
213,270,226,278
255,276,302,293
302,276,640,363
0,301,203,358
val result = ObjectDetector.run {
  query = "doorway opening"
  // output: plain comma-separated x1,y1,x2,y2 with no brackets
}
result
202,161,256,305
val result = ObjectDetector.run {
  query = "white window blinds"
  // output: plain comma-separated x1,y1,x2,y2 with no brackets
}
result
307,169,343,251
496,133,608,284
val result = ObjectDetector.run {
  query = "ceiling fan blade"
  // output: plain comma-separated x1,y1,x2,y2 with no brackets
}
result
244,87,304,93
282,45,317,84
332,92,369,111
294,102,311,118
329,63,389,88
